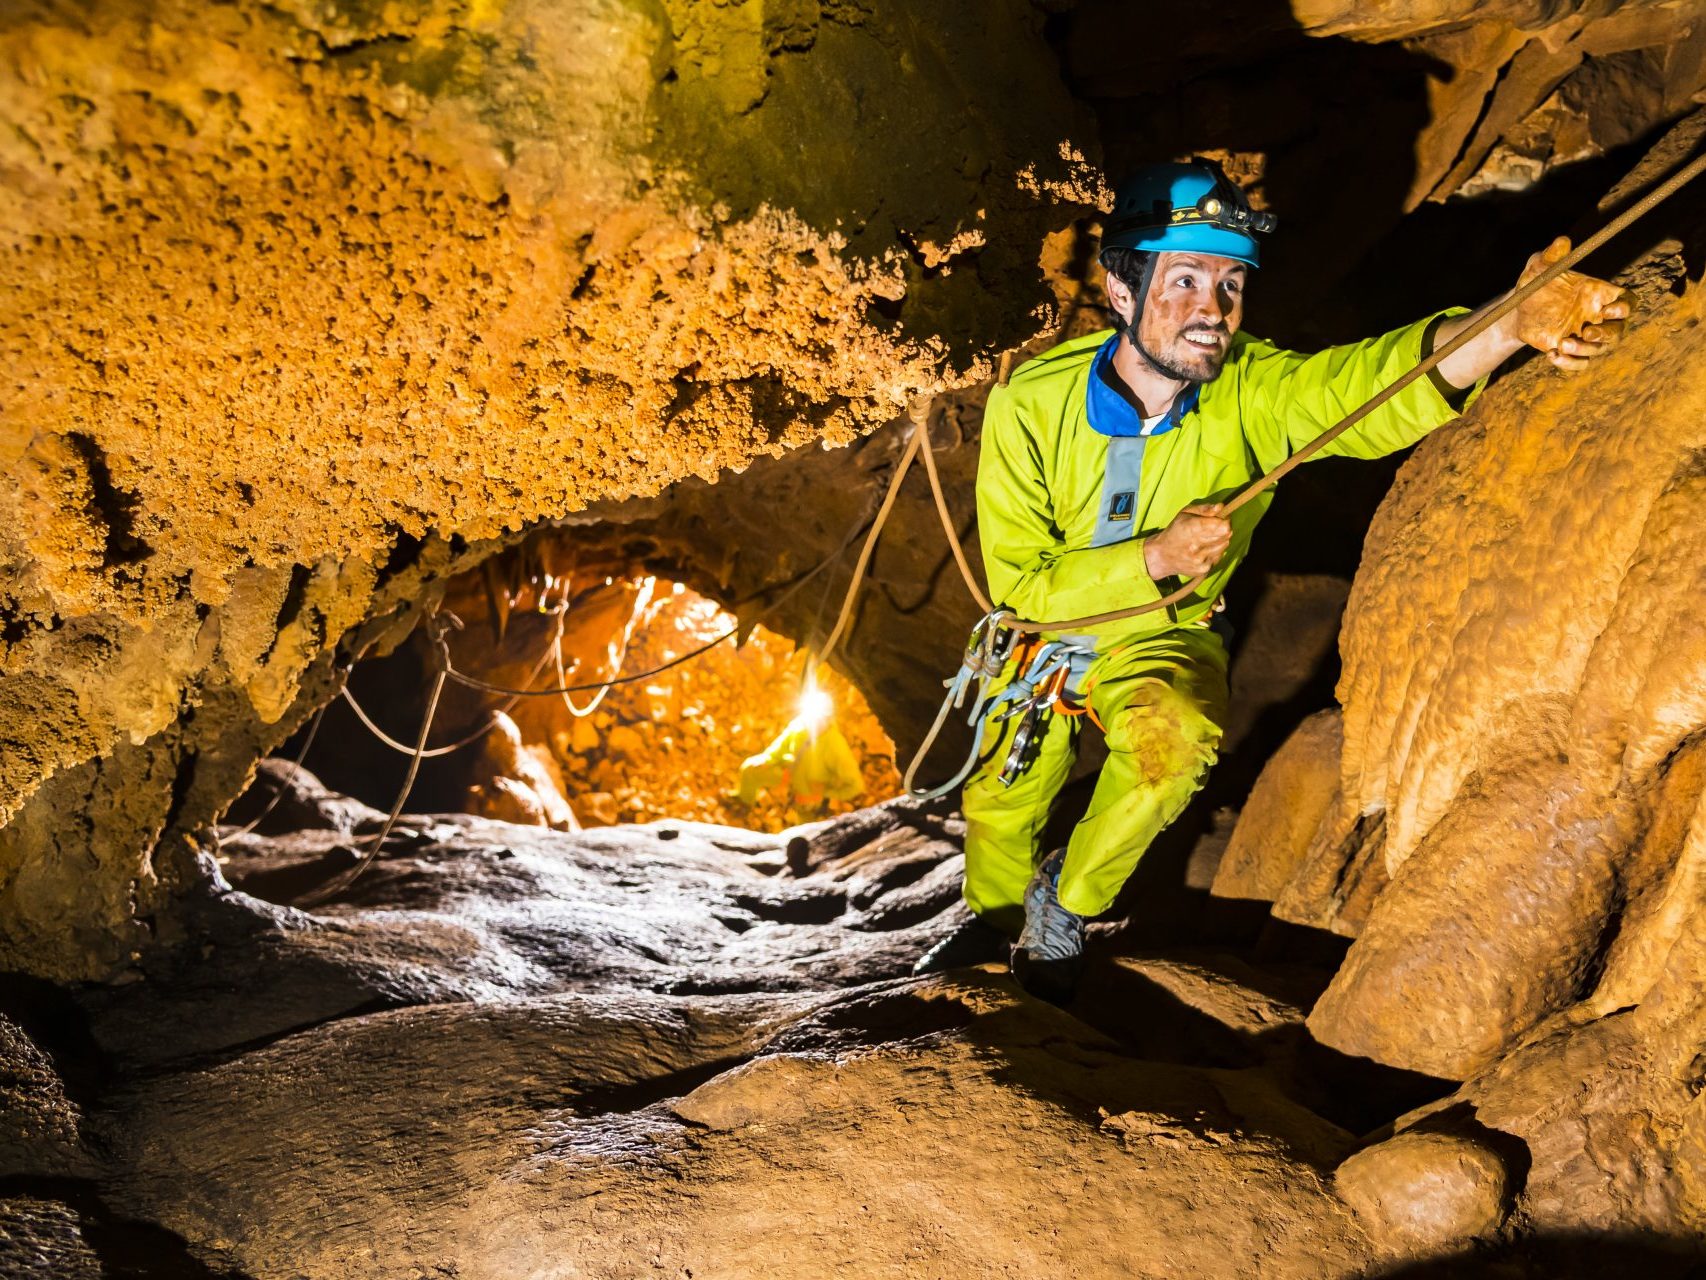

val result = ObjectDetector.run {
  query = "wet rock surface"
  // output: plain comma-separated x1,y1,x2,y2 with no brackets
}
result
9,775,1706,1274
0,785,1381,1279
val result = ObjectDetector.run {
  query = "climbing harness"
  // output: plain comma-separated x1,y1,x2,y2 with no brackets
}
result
903,614,1099,801
991,640,1096,786
902,610,1013,801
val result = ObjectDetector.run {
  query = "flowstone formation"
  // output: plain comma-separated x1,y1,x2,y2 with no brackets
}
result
1213,173,1706,1235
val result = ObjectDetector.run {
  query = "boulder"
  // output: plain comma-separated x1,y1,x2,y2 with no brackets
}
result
1335,1128,1510,1254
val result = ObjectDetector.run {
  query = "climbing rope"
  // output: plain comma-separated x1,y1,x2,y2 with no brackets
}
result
297,610,455,906
816,426,925,667
289,508,873,904
339,603,569,758
556,577,656,718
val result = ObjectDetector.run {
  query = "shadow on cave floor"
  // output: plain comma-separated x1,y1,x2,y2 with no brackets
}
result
1371,1233,1706,1280
0,1175,253,1280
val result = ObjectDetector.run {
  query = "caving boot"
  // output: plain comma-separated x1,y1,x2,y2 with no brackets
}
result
1011,848,1085,1006
912,910,1011,975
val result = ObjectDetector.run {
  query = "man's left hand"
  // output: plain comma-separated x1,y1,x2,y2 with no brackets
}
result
1510,237,1630,372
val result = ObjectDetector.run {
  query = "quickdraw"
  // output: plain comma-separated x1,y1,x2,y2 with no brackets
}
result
904,611,1095,801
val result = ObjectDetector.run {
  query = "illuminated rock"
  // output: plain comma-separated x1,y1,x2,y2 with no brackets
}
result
0,0,1088,977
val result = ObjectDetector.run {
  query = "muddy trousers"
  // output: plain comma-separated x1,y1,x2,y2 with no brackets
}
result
961,625,1229,928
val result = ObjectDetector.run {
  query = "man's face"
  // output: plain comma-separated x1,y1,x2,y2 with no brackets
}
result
1132,252,1247,383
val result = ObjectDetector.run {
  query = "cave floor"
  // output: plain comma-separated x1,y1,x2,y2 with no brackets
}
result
0,782,1621,1279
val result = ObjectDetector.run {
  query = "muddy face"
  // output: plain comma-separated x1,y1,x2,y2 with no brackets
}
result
1135,252,1248,383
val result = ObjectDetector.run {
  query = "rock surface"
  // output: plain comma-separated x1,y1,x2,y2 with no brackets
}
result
0,788,1397,1279
1212,708,1343,904
1335,1127,1511,1253
0,0,1090,979
1214,260,1706,1067
9,770,1706,1274
1313,279,1706,1081
5,0,1704,983
1208,135,1706,1244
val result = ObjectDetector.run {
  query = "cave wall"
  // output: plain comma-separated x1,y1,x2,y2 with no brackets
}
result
0,0,1092,978
1312,271,1706,1080
1211,117,1706,1228
3,0,1704,984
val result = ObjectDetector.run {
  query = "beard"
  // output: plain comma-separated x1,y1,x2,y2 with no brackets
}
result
1132,321,1229,384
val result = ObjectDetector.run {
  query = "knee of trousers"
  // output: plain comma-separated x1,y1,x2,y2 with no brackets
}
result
1101,677,1224,781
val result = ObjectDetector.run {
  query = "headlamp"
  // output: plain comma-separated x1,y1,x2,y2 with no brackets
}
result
1194,185,1276,235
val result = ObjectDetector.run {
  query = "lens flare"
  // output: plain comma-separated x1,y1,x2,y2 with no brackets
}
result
797,686,834,728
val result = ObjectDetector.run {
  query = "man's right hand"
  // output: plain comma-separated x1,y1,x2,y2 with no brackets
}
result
1144,503,1232,581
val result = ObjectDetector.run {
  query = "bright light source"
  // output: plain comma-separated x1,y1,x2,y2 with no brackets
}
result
797,686,834,729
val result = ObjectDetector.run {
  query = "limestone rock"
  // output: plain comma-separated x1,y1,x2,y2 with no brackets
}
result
78,796,965,1065
463,712,578,831
224,758,387,838
0,788,1378,1278
0,1015,88,1180
672,1050,849,1131
1213,709,1343,903
1429,739,1706,1238
1307,757,1638,1080
1304,281,1706,1078
100,967,1375,1279
0,0,1091,979
0,1199,102,1280
1335,1128,1510,1253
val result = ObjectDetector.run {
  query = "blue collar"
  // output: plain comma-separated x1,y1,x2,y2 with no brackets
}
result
1086,333,1200,438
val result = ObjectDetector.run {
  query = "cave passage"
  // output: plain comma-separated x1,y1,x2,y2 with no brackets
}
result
285,553,902,836
5,1,1706,1276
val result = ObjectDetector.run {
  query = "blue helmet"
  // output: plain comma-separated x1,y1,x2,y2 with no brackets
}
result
1101,157,1275,268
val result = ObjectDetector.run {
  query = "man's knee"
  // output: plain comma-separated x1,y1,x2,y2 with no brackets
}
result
1104,680,1223,784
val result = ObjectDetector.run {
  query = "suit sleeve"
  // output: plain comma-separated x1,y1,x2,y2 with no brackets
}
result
1236,309,1487,471
977,383,1166,625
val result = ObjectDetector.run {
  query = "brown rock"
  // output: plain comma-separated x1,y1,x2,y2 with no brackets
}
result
1334,1129,1509,1252
103,969,1377,1278
0,0,1090,977
0,1015,88,1180
1212,709,1343,903
1307,758,1637,1080
464,713,576,831
1441,739,1706,1237
672,1053,847,1131
1306,282,1706,1077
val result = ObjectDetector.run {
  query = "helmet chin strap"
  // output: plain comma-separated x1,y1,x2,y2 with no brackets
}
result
1122,252,1196,391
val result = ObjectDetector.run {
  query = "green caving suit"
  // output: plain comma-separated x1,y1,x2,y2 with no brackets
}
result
967,312,1479,925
